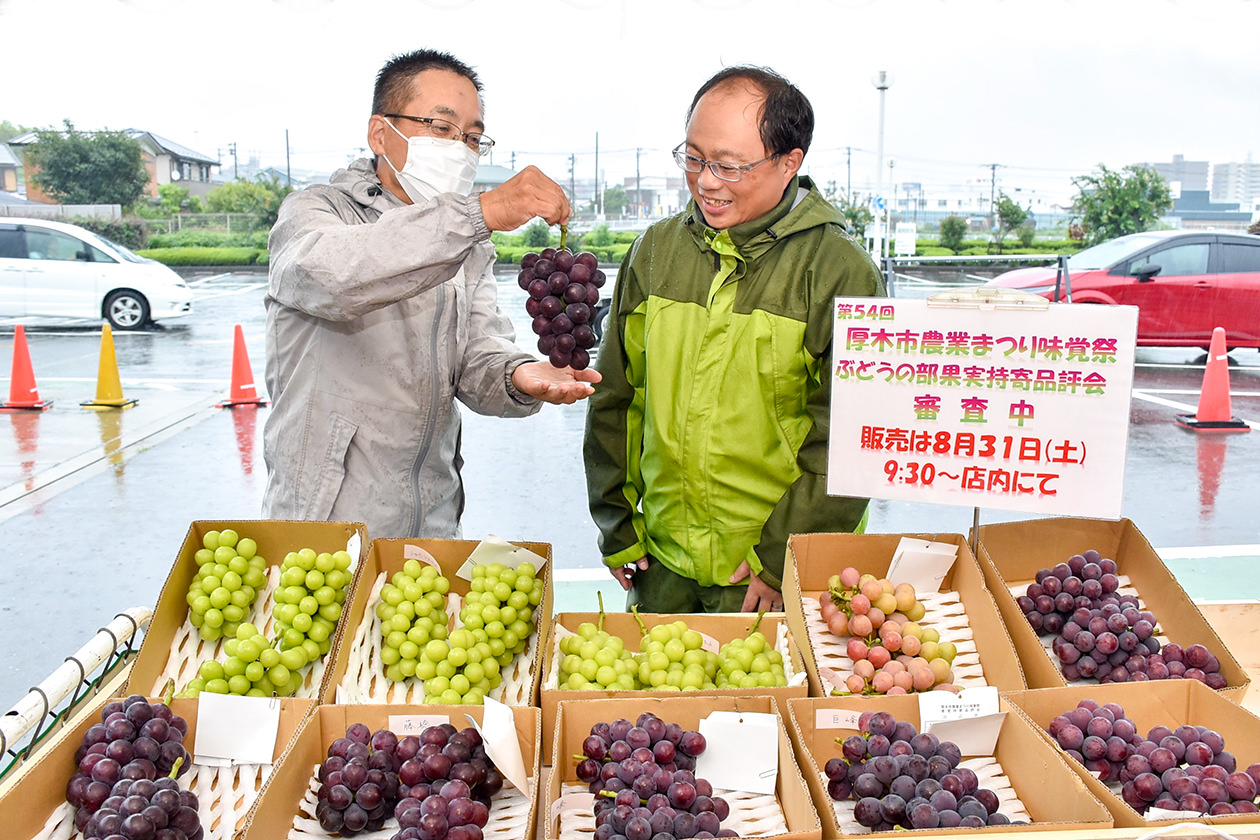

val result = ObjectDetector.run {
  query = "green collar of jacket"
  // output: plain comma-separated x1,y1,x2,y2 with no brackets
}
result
682,175,845,259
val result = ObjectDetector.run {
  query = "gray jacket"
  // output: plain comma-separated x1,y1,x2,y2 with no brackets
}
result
262,158,539,539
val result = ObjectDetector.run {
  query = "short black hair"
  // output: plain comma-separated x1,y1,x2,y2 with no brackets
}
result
686,65,813,157
372,48,483,116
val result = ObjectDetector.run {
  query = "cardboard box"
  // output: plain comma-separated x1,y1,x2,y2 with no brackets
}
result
548,695,821,840
783,532,1026,697
786,694,1113,837
241,703,542,840
1004,680,1260,829
976,516,1250,700
539,610,809,764
127,520,369,699
0,694,312,840
321,537,553,707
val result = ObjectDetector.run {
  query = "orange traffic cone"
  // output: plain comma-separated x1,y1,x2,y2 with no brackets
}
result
2,325,53,411
81,323,138,410
1175,327,1250,432
218,325,269,408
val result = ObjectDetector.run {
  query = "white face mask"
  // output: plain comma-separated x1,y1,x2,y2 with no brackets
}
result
381,118,480,203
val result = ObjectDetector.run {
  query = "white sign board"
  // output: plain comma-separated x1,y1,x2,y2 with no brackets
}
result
895,222,916,256
827,297,1138,517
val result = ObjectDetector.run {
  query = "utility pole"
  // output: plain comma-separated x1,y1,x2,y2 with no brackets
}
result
568,154,576,206
510,151,516,171
846,145,852,197
988,162,999,224
228,142,238,180
871,71,892,258
635,147,641,219
594,132,600,217
284,130,291,187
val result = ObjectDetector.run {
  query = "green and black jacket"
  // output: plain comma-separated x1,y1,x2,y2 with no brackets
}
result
583,176,887,591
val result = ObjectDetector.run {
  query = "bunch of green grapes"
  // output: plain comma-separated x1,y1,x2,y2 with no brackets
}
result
416,561,543,704
716,613,787,689
185,528,267,642
182,622,305,697
558,618,637,690
270,547,353,675
376,559,451,683
634,616,719,691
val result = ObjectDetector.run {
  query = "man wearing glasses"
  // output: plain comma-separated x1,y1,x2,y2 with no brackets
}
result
585,66,885,613
263,48,599,540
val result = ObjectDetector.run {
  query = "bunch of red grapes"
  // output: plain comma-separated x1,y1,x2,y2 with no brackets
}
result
1017,549,1226,687
575,713,735,840
1048,699,1260,816
824,710,1021,831
66,694,199,840
316,721,501,840
519,248,605,370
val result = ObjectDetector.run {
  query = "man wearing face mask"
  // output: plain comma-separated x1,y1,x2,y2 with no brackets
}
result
263,48,599,540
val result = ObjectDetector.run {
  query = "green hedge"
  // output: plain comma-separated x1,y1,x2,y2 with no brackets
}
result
148,230,268,249
69,216,150,250
494,244,629,265
137,247,267,266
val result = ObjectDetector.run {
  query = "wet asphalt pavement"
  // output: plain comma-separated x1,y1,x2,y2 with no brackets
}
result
0,270,1258,709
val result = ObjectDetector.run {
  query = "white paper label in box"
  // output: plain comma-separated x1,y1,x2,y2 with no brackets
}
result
919,686,1004,755
551,793,594,823
925,714,1006,757
389,714,450,735
1145,806,1191,821
346,530,362,565
403,544,443,570
466,697,528,795
887,538,957,593
699,632,719,653
818,668,848,695
815,708,862,730
194,694,281,766
456,534,550,581
695,711,778,795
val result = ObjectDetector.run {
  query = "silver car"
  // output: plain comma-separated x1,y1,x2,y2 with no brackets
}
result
0,217,193,329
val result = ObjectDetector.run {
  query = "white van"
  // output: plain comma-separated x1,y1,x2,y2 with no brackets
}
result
0,217,193,329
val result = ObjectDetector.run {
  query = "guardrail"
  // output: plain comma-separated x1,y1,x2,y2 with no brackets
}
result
880,253,1073,301
0,606,152,783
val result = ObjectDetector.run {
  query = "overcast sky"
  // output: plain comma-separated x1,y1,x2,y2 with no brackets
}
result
2,0,1258,206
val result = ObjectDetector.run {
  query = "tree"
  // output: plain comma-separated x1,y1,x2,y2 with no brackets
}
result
26,120,148,207
203,175,291,227
602,184,629,217
939,215,968,252
825,187,873,240
1249,218,1260,236
157,183,202,215
523,219,550,247
0,120,32,144
1071,163,1173,246
586,223,614,247
992,191,1030,253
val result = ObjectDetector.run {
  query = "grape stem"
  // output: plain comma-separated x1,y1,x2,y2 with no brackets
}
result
747,608,767,639
597,590,606,633
560,224,568,251
168,756,184,779
161,678,176,705
630,605,648,638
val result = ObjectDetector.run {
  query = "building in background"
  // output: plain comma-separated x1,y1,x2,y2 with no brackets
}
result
0,144,19,193
7,129,219,203
1210,155,1260,208
1166,190,1252,232
1143,154,1210,193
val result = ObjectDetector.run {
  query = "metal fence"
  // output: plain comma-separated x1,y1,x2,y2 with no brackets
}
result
0,203,121,220
141,213,268,235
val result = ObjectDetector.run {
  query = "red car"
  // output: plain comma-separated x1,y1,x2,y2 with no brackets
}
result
990,230,1260,348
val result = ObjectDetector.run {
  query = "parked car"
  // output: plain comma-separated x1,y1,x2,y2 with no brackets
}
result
989,230,1260,348
0,217,193,329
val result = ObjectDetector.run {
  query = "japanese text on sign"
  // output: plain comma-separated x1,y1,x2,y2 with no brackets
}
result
827,297,1138,517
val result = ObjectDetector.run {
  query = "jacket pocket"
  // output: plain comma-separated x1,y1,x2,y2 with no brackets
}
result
303,412,358,520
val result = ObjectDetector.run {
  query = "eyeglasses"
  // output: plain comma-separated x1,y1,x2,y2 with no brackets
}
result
384,114,495,157
672,143,778,182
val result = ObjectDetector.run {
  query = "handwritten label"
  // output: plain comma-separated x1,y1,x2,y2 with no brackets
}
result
551,793,595,824
815,707,862,730
403,544,443,570
388,714,450,734
699,632,720,654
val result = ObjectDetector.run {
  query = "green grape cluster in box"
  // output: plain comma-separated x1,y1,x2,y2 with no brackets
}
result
539,610,809,763
785,694,1113,837
127,520,369,700
322,537,553,707
782,532,1026,699
975,516,1249,699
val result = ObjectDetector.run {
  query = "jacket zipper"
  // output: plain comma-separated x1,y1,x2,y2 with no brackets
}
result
408,284,446,536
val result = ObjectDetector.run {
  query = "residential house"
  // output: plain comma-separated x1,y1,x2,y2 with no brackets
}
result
7,128,220,203
0,144,19,193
